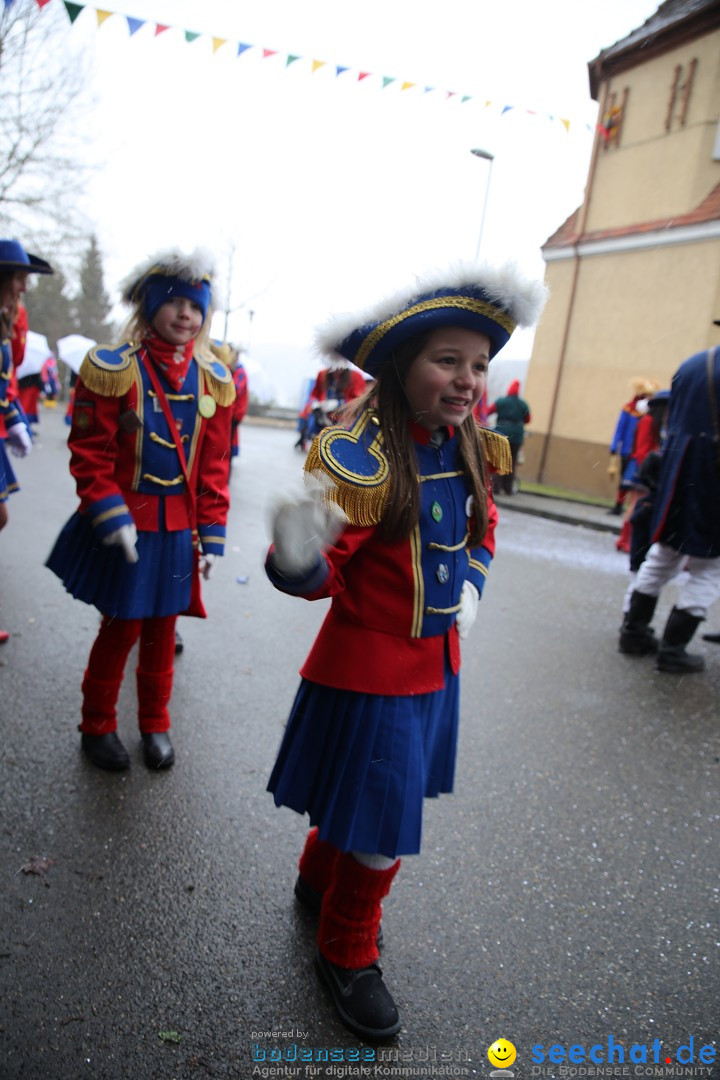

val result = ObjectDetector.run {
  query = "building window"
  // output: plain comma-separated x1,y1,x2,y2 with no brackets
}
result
665,59,697,131
601,87,629,149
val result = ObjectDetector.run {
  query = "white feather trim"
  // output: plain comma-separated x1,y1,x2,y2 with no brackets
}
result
119,246,217,304
315,260,548,357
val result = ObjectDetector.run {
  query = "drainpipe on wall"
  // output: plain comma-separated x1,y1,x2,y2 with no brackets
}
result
537,78,610,484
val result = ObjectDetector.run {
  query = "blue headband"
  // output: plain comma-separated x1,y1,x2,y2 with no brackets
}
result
140,274,212,323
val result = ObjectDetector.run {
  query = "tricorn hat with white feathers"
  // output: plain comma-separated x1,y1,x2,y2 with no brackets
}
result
316,261,548,376
119,247,216,323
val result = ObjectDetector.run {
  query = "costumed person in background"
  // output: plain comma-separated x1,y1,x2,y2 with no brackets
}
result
487,378,531,496
211,341,249,461
618,340,720,673
294,357,367,451
46,250,235,769
620,389,670,567
607,377,658,516
265,262,547,1039
42,354,60,406
0,239,53,645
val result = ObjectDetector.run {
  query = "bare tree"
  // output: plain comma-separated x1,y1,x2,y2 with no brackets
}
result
0,0,93,248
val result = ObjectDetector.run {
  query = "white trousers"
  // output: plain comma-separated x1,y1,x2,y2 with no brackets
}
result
625,542,720,618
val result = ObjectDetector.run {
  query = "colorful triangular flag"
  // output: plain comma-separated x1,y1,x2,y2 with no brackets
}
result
237,42,251,56
286,54,300,66
185,30,201,43
63,1,84,22
212,37,227,53
311,59,326,73
155,24,169,36
382,76,396,89
95,9,111,26
126,16,144,35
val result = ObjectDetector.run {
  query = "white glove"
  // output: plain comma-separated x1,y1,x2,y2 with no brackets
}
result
102,523,138,564
270,475,346,578
7,423,32,458
456,581,479,640
199,552,216,580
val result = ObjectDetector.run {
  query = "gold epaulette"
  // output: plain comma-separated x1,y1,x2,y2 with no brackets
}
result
304,411,391,527
479,426,513,475
197,353,236,407
78,342,140,398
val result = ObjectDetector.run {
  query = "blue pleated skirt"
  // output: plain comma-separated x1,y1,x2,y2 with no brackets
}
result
0,439,19,503
267,656,460,858
46,511,194,619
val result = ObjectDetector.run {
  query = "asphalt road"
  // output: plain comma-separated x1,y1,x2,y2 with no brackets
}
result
1,407,718,1080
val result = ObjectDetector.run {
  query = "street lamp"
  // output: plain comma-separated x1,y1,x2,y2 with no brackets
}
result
470,147,495,260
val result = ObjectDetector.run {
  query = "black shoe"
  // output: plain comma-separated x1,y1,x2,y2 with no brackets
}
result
81,732,130,771
141,732,175,769
314,949,400,1041
174,630,184,655
295,875,384,947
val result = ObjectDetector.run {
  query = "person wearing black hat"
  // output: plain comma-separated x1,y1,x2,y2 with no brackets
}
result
619,327,720,672
0,239,53,645
264,261,547,1039
46,248,235,767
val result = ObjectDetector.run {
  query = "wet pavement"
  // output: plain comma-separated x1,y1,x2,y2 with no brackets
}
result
0,409,717,1080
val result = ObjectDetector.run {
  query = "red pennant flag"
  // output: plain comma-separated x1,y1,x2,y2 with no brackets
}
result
36,0,53,7
155,24,170,35
357,72,370,82
262,48,278,59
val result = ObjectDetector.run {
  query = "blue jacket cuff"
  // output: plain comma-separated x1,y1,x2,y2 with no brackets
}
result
265,550,328,596
467,545,492,598
199,524,226,557
88,495,134,539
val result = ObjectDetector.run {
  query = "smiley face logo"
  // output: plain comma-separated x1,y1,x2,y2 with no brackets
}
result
488,1039,517,1069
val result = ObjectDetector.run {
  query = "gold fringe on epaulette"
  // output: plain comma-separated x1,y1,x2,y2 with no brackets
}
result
479,427,513,475
78,352,136,398
203,371,236,407
304,437,391,527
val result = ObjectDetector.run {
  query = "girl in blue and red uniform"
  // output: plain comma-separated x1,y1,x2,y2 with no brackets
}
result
1,239,53,644
265,263,547,1040
47,249,235,770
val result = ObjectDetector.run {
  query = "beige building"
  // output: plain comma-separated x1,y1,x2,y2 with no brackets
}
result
523,0,720,497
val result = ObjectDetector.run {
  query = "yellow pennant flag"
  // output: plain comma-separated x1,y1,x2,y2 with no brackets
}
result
311,59,326,73
401,81,415,92
212,37,227,53
96,9,112,26
561,118,571,132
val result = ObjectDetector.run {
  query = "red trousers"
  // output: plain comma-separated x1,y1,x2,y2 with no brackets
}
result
80,614,176,735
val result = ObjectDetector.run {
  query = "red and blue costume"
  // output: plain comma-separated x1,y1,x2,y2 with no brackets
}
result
46,336,234,737
267,413,505,858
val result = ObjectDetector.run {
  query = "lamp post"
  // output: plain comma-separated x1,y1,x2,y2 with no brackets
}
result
470,147,494,260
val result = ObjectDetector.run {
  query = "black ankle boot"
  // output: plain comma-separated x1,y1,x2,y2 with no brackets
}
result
80,732,130,771
141,732,175,768
656,608,705,673
619,590,658,654
314,949,400,1040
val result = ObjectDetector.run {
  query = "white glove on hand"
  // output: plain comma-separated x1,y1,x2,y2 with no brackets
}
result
7,423,32,458
456,581,479,640
102,523,139,564
199,552,216,580
270,474,346,578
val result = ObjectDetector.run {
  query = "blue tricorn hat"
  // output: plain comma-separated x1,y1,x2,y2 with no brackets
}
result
0,239,53,275
315,261,548,376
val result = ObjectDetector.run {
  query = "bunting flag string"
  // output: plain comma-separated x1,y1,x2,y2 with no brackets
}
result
36,0,593,134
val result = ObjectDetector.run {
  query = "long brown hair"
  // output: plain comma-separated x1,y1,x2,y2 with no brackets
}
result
343,331,489,545
0,273,18,340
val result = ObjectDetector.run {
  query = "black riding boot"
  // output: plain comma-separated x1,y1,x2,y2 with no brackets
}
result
656,607,705,673
619,590,658,655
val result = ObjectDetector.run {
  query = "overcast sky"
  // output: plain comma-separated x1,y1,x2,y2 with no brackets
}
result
54,0,662,405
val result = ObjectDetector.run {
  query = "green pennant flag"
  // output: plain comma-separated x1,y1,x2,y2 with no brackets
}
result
286,54,300,66
185,30,201,43
382,76,396,89
64,1,83,22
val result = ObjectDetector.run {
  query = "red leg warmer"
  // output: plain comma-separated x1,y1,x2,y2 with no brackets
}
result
318,853,400,969
136,616,177,733
298,827,340,895
80,617,142,735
